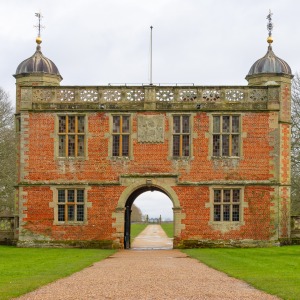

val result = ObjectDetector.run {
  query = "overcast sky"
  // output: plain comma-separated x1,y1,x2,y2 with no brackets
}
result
1,0,299,219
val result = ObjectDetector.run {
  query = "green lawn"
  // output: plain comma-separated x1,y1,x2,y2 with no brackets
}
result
183,246,300,300
0,246,115,300
160,222,174,238
131,223,148,240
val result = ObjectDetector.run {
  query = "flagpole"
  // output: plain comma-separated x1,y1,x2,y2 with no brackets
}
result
150,26,153,85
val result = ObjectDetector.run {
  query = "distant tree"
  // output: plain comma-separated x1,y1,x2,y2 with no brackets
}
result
131,204,143,222
291,74,300,215
0,88,15,216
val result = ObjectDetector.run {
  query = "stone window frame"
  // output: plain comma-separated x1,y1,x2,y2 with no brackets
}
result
108,113,134,160
206,186,247,231
50,186,91,225
54,113,88,159
210,114,243,159
169,113,194,160
15,115,21,132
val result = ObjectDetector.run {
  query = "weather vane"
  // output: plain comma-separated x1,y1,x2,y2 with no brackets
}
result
34,12,45,38
266,9,273,38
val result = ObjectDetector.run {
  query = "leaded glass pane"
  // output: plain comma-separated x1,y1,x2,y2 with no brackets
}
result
68,190,75,202
77,190,84,202
223,190,231,202
232,135,239,156
213,116,220,133
58,190,65,202
68,116,75,133
232,204,240,221
213,135,220,156
68,135,75,156
223,204,230,221
182,135,190,156
59,136,66,157
112,135,120,156
77,135,84,156
173,116,180,133
58,205,65,221
182,116,190,133
68,205,75,221
122,116,130,133
233,189,240,202
78,116,85,133
77,205,84,221
173,135,180,156
214,190,221,202
222,116,230,133
222,135,229,156
214,205,221,221
122,135,129,156
232,116,240,133
113,116,120,133
59,116,66,133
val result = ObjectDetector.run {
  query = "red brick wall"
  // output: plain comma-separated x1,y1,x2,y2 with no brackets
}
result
18,110,281,245
23,112,276,182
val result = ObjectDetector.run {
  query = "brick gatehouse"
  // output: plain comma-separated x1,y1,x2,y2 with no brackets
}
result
14,18,293,248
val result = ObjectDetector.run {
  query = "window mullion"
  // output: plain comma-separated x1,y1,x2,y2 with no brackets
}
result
75,116,78,157
231,194,234,222
220,203,223,222
180,116,183,157
179,135,183,157
229,116,232,156
74,190,77,222
65,116,69,157
119,117,123,156
220,191,223,221
229,135,232,157
220,116,223,156
65,191,68,221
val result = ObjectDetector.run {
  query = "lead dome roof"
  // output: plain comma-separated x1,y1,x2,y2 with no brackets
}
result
247,45,292,76
15,44,61,78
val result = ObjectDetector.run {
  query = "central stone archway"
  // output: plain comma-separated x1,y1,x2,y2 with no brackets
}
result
112,176,185,249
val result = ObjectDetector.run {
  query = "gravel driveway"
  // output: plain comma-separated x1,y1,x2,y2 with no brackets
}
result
16,226,280,300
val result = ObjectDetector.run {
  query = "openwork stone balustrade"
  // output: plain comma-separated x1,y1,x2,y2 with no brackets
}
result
20,85,280,111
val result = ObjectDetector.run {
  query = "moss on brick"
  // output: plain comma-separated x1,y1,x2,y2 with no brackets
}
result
17,239,114,249
175,239,278,249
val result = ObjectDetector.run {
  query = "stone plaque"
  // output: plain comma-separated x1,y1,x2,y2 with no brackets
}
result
21,88,32,109
138,115,164,143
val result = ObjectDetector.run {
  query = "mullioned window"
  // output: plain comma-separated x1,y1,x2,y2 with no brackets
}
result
212,115,240,157
58,115,85,157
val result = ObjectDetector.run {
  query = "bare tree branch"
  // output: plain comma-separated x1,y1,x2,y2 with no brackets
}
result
0,87,15,216
291,74,300,214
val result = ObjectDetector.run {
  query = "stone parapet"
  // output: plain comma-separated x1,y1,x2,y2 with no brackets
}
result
19,85,280,111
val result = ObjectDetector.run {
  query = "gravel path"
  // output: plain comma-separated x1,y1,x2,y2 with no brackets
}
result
131,224,173,249
16,226,280,300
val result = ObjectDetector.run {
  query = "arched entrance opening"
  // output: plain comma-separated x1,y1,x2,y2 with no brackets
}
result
134,191,173,222
124,188,173,249
113,177,183,249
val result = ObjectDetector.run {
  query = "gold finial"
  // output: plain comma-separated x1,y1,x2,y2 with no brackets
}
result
266,9,274,44
267,36,273,44
36,36,42,44
34,12,45,45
